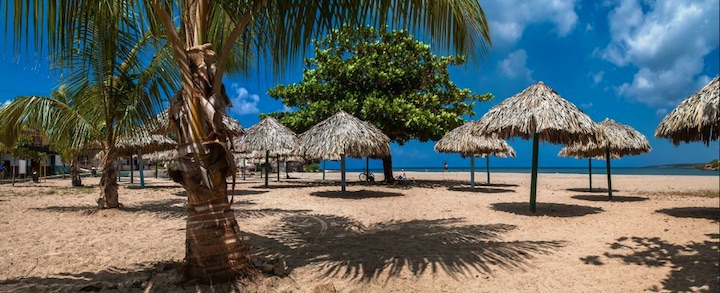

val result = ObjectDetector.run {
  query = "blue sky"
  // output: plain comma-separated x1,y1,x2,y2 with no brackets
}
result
1,0,718,170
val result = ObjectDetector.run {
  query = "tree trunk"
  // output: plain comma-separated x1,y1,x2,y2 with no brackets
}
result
382,155,394,183
167,44,253,283
97,152,119,208
61,162,66,179
70,158,82,187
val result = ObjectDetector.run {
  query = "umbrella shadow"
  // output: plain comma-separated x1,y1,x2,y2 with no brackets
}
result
581,234,719,292
566,187,619,193
448,186,514,193
310,189,404,199
478,183,520,188
124,184,182,190
248,216,565,281
571,194,649,202
655,207,719,222
491,202,604,217
250,183,314,189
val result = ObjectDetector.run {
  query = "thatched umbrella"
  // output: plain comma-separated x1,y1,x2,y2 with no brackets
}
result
559,118,651,199
113,133,177,187
296,111,390,194
234,117,297,187
656,76,719,145
472,81,601,212
435,121,516,189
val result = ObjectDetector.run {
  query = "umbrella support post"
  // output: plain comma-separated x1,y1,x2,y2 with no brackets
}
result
155,162,158,178
470,156,475,190
486,156,491,184
242,158,246,181
606,148,612,200
341,154,346,195
322,160,326,181
264,150,270,188
588,159,592,191
529,133,539,212
130,155,134,184
138,149,145,188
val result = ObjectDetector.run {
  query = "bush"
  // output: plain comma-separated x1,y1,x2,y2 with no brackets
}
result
710,159,719,169
304,162,321,172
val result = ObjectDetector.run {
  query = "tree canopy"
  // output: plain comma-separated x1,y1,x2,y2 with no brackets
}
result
267,26,492,145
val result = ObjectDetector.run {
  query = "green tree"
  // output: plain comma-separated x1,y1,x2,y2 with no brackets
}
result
267,26,492,180
5,0,491,284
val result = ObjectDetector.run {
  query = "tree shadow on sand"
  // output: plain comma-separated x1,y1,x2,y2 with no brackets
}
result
571,194,649,202
448,186,514,193
32,198,188,219
228,189,270,196
491,202,603,217
566,187,618,193
310,190,404,199
656,207,719,223
582,234,719,292
247,216,565,282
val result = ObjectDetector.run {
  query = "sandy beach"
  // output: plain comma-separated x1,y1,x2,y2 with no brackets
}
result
0,171,718,292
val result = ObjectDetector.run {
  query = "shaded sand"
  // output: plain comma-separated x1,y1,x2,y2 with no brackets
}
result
0,171,718,292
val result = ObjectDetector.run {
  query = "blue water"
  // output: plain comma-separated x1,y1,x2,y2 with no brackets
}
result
338,167,720,176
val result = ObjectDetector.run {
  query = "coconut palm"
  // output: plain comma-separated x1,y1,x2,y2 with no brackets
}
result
5,0,492,283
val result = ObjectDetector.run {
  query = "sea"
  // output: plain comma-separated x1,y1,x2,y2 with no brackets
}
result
340,167,720,176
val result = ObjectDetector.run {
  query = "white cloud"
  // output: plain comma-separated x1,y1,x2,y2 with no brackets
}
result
598,0,719,106
591,71,605,85
580,102,593,109
280,105,294,113
0,100,10,109
229,84,260,115
483,0,579,46
497,50,534,81
655,108,668,117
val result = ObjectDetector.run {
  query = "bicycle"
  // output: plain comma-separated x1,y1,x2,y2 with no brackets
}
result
359,170,375,182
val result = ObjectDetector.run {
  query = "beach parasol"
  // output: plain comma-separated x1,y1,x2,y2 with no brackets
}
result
472,81,601,212
115,133,177,187
234,117,297,187
655,76,719,145
559,118,651,199
435,121,516,189
295,111,390,194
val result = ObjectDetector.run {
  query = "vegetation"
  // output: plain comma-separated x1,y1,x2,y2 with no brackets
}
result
0,130,47,185
267,26,492,180
304,162,322,172
5,0,491,284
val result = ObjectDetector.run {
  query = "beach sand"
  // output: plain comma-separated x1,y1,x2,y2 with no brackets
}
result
0,171,718,292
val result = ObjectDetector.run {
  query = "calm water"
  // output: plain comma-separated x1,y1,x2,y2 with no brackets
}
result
341,167,720,176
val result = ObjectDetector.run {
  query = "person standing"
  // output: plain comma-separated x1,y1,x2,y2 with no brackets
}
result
0,162,5,179
443,161,448,172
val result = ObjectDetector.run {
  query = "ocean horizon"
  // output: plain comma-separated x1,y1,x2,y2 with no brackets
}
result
335,166,720,176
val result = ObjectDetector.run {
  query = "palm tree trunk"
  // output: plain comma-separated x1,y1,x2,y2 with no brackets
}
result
70,158,82,187
97,151,119,208
168,43,252,283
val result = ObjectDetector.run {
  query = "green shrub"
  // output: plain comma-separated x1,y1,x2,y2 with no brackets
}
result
304,162,321,172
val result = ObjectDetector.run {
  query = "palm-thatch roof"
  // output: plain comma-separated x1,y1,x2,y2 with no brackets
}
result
559,118,651,159
472,81,601,144
148,110,245,137
655,76,719,145
114,134,177,157
435,121,516,158
295,111,390,160
142,149,179,162
234,117,297,156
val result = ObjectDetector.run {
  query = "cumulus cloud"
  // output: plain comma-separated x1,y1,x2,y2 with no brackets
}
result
497,50,534,81
580,102,593,109
598,0,719,106
483,0,579,46
655,108,668,117
280,105,294,113
229,84,260,115
0,100,10,109
591,71,605,86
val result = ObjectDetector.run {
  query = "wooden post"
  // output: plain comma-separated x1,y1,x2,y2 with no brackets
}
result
588,158,593,191
529,133,540,212
470,156,475,190
276,154,280,182
365,157,369,182
322,160,326,181
606,148,613,200
341,153,346,195
242,158,246,180
130,155,134,184
264,150,269,188
138,149,145,188
486,156,491,184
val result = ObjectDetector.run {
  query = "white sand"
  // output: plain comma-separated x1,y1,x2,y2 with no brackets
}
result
0,171,717,292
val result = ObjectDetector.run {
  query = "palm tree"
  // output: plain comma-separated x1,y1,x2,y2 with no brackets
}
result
5,0,491,283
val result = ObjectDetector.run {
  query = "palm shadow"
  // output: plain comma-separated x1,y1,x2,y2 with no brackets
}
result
448,186,514,193
566,188,618,193
0,261,246,292
582,234,719,292
228,189,270,196
33,198,188,219
247,216,565,281
491,202,604,217
656,207,719,222
124,184,182,190
571,194,649,202
250,183,314,189
478,183,519,188
310,189,404,199
235,208,313,219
